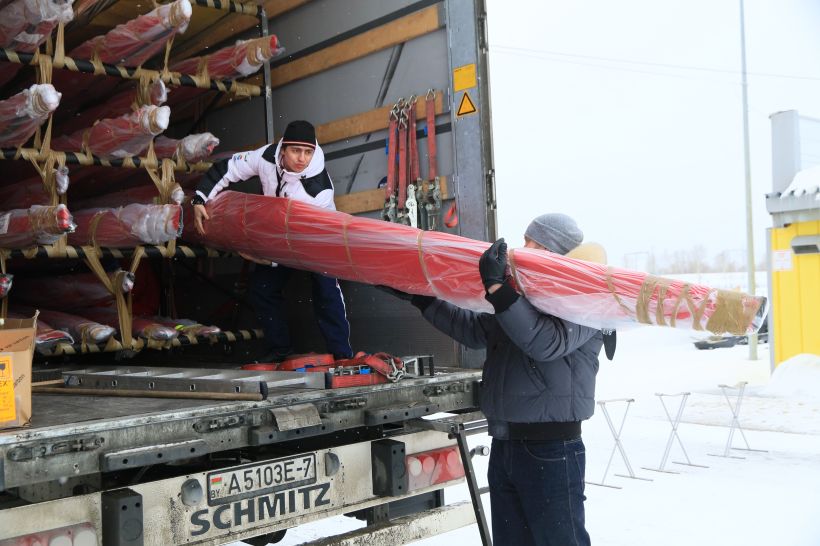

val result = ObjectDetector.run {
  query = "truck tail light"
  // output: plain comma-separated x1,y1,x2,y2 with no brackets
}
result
0,523,97,546
406,446,465,491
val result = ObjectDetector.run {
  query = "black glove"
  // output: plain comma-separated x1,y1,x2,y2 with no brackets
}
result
479,238,509,290
376,285,435,312
375,285,413,301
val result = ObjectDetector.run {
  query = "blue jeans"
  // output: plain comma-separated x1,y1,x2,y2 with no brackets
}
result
488,437,590,546
249,264,352,359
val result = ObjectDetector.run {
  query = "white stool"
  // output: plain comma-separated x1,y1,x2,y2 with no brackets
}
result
708,382,767,459
587,398,652,489
643,392,708,473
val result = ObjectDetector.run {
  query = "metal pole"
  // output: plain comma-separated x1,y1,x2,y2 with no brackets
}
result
454,430,492,546
739,0,758,359
259,5,275,143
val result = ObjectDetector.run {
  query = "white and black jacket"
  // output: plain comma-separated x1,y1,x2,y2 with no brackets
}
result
195,139,335,210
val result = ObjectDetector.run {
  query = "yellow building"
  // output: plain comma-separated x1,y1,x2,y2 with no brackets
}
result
767,111,820,368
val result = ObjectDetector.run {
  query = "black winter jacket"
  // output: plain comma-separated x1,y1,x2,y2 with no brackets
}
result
419,283,602,435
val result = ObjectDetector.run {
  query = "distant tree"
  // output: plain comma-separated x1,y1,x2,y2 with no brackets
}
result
714,250,742,272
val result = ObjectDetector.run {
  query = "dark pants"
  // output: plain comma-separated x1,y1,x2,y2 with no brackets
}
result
249,264,352,359
488,437,590,546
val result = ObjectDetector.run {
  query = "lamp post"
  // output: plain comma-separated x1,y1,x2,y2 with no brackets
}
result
739,0,758,359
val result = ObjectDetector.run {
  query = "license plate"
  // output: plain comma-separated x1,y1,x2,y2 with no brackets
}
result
207,453,317,505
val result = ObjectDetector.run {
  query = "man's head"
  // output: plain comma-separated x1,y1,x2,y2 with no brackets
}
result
280,120,316,173
524,213,583,255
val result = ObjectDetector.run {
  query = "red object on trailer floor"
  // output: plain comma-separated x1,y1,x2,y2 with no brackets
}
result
241,353,402,388
182,191,766,335
327,373,388,389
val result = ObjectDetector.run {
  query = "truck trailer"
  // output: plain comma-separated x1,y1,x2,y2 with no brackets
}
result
0,0,497,544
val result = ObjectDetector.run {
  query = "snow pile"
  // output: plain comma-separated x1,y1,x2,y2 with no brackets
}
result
760,353,820,399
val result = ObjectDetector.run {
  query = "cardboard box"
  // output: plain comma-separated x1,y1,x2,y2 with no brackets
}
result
0,314,37,430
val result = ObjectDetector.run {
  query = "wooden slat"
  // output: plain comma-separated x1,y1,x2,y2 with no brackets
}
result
246,4,442,90
334,188,385,215
335,177,449,215
247,90,445,149
171,0,310,62
318,91,444,145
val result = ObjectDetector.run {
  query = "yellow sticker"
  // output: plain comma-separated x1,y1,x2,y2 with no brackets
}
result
0,355,15,423
453,64,477,92
457,92,477,117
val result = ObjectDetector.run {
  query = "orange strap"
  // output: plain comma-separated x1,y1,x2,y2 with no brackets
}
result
426,90,437,181
278,353,335,371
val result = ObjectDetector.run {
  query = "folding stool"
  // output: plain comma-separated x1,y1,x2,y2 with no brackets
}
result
587,398,652,489
643,392,708,473
708,381,767,459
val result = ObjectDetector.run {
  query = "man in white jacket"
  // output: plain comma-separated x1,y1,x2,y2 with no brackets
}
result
192,120,352,361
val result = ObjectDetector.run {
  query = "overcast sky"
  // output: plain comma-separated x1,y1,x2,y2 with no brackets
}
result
485,0,820,271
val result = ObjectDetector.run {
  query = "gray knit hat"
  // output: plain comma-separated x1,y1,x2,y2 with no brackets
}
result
525,213,583,255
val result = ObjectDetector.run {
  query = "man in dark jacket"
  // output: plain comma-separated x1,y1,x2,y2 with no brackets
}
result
399,213,601,545
191,121,352,361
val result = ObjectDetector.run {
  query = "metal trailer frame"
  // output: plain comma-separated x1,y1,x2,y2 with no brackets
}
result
0,369,488,543
1,417,488,545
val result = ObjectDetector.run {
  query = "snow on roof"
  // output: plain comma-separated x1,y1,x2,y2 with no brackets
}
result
760,353,820,398
782,165,820,200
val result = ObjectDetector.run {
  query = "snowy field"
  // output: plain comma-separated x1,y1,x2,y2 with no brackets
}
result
239,326,820,545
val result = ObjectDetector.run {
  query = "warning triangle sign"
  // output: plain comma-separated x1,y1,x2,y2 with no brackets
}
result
457,92,477,117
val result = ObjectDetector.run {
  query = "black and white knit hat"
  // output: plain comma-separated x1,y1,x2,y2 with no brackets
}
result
282,120,316,148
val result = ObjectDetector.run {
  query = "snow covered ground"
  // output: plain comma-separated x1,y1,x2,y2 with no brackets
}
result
241,327,820,545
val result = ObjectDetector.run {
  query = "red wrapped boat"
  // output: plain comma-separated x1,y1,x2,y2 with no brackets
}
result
0,168,69,209
8,311,73,350
0,204,75,249
154,133,219,163
170,36,284,80
81,308,178,341
0,273,11,298
69,0,192,66
52,105,170,159
12,271,133,311
0,84,61,148
27,308,116,344
69,204,182,248
0,0,74,52
57,79,167,137
70,182,185,209
183,192,766,335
